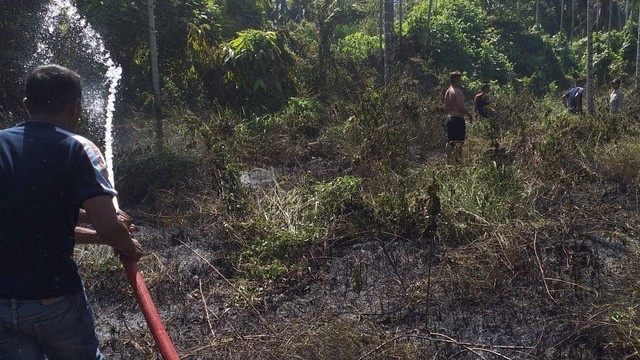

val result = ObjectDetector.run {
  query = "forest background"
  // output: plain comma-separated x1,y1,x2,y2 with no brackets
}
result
2,0,640,358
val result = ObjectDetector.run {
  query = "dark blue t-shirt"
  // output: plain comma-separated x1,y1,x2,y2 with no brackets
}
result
0,121,116,299
565,86,584,113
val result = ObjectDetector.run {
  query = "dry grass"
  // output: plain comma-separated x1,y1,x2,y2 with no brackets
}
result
74,87,640,359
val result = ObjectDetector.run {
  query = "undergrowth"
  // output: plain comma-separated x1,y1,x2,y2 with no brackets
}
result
96,81,640,358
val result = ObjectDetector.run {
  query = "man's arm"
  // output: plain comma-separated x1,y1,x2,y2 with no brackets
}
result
79,208,134,231
75,226,107,245
82,195,143,261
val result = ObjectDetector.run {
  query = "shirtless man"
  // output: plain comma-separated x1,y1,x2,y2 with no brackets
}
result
444,71,472,159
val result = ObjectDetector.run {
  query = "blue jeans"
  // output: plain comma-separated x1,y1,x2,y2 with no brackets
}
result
0,291,106,360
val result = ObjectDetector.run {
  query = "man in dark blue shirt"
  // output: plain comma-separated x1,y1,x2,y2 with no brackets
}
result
0,64,143,359
562,79,585,114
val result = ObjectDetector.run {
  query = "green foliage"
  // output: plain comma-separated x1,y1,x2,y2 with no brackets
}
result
185,1,223,64
313,176,364,218
474,28,515,83
338,32,379,63
234,185,323,281
221,29,294,111
341,85,420,172
403,0,566,91
492,20,565,92
571,28,634,83
276,97,328,139
220,0,267,38
410,158,532,245
370,177,420,236
406,1,477,72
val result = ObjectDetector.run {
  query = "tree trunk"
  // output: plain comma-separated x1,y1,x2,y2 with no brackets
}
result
379,0,383,57
399,0,403,36
560,0,564,34
427,0,435,34
625,0,630,25
148,0,162,145
570,0,575,42
586,0,594,115
317,0,332,99
535,0,540,26
384,0,394,86
636,4,640,89
608,0,612,49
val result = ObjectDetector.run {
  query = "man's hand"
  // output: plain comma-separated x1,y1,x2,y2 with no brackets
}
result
120,238,144,261
117,209,135,232
83,195,144,262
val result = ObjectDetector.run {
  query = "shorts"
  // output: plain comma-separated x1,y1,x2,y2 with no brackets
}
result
446,115,466,142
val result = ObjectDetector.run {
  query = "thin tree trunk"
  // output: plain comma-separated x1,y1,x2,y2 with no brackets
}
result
148,0,162,145
427,0,434,34
317,0,331,99
379,0,383,56
625,0,630,25
560,0,564,34
570,0,575,42
608,0,612,49
399,0,403,36
586,0,594,115
595,0,600,30
536,0,540,26
636,4,640,89
384,0,394,128
618,3,622,30
384,0,394,86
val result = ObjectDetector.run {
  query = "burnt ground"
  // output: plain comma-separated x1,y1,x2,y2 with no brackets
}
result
79,176,640,360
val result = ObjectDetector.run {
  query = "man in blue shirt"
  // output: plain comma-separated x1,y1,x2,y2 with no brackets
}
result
562,79,585,114
0,64,143,359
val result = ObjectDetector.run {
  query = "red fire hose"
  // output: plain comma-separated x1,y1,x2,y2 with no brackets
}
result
121,255,180,360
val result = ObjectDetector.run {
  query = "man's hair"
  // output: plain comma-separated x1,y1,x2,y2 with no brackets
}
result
481,83,490,91
576,79,586,87
450,71,462,84
25,64,82,115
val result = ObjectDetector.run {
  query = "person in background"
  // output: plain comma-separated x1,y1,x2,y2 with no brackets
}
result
562,79,585,114
473,83,494,120
444,71,472,160
0,64,143,359
609,78,624,114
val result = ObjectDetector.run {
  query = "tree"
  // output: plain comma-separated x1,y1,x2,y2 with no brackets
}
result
384,0,394,85
427,0,435,34
571,0,576,42
148,0,163,145
399,0,404,37
586,0,594,114
636,3,640,89
560,0,565,34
